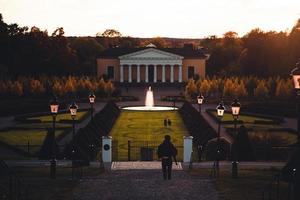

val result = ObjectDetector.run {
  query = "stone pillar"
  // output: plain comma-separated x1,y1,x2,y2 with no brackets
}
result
154,65,157,83
102,136,112,170
183,136,193,163
162,65,166,83
120,65,124,82
170,65,174,83
179,65,182,82
137,65,140,83
128,65,132,83
145,65,149,83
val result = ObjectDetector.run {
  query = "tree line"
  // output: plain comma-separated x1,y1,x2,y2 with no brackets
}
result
185,76,293,100
0,76,115,98
1,13,299,77
203,20,300,77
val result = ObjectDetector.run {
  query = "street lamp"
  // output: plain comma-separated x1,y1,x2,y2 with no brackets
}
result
88,93,96,160
215,101,225,177
49,96,59,179
231,99,241,178
231,99,241,133
197,94,204,113
287,61,300,198
69,102,78,180
89,93,96,120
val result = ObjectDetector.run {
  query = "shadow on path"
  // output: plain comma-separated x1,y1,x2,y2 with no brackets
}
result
73,169,219,200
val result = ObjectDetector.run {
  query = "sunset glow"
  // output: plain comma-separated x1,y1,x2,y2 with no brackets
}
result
0,0,299,38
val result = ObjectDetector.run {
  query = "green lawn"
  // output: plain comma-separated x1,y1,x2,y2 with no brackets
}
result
13,123,72,129
249,131,297,146
28,111,88,122
210,111,274,123
0,129,65,152
110,110,189,161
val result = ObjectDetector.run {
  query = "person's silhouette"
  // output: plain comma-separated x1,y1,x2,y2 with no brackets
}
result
157,135,178,180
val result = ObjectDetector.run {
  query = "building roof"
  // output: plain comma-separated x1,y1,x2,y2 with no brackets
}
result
98,47,207,59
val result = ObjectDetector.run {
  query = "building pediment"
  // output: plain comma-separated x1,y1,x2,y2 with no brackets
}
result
119,48,183,60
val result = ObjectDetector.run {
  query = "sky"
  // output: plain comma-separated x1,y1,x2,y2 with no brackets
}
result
0,0,300,38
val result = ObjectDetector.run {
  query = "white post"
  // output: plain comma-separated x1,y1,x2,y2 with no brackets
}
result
183,136,193,163
179,65,182,82
162,65,166,83
120,65,124,82
102,136,112,170
137,65,140,83
154,65,157,83
128,65,132,83
170,65,174,83
145,65,149,83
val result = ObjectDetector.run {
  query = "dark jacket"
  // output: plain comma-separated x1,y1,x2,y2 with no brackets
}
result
157,140,178,159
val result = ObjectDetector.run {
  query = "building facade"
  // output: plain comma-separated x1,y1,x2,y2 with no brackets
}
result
97,45,208,83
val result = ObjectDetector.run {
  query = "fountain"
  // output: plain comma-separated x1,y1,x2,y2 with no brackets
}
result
145,86,154,108
122,86,178,111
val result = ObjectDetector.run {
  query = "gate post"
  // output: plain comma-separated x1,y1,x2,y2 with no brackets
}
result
183,136,193,163
102,136,112,170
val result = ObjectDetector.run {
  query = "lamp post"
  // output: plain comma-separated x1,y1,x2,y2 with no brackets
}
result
289,61,300,198
197,94,204,113
69,102,78,180
291,62,300,144
231,99,241,178
215,101,225,177
49,97,59,179
89,93,96,120
88,93,96,160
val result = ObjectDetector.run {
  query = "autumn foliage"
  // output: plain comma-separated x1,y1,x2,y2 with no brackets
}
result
185,76,293,100
0,76,115,98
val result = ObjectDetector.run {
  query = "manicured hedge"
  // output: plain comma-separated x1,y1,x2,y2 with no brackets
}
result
178,102,216,146
63,101,121,161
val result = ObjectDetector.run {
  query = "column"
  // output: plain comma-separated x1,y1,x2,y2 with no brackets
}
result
154,65,157,83
128,65,132,83
162,65,166,83
145,65,149,83
170,65,174,83
178,65,182,82
102,136,112,170
120,65,124,82
137,65,140,83
183,136,193,163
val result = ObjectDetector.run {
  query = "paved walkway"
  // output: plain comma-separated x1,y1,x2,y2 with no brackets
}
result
58,102,106,147
73,169,219,200
111,161,183,170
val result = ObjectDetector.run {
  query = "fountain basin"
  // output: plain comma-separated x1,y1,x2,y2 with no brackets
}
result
122,106,178,111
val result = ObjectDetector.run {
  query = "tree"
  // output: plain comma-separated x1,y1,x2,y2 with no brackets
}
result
98,29,122,37
142,37,168,48
254,80,269,99
199,79,211,97
288,19,300,68
185,79,197,98
70,37,104,74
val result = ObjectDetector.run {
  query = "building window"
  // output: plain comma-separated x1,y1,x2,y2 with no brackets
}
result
188,66,195,79
107,66,114,79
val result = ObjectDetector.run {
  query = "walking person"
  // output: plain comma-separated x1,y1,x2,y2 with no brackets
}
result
157,135,178,180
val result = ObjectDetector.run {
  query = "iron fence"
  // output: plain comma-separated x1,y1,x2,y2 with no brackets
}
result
112,140,183,161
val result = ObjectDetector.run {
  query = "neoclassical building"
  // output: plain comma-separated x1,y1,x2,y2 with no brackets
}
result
97,44,208,83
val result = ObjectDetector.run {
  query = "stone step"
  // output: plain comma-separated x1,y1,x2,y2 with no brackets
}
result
111,161,183,170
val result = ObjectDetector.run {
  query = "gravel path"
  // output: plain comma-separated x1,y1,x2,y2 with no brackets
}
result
73,169,219,200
